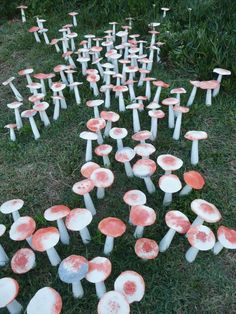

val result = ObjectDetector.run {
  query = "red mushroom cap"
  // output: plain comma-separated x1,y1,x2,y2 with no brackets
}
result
0,278,19,308
81,162,101,178
86,256,112,283
157,154,183,171
162,97,179,106
32,227,60,252
191,199,221,223
135,238,159,259
87,118,106,132
44,205,70,221
132,159,156,177
90,168,114,188
115,147,135,163
134,143,156,158
170,87,186,94
123,190,146,206
217,226,236,249
65,208,92,231
98,217,126,237
95,144,112,156
165,210,190,234
153,80,169,88
148,109,165,119
173,106,189,113
132,130,152,142
100,111,120,122
199,80,219,90
187,225,215,250
184,130,208,141
130,205,156,226
72,179,95,195
159,174,182,193
11,248,35,274
97,291,130,314
9,216,36,241
183,171,205,189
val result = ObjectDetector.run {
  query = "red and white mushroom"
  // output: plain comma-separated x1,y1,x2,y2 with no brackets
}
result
2,77,23,101
132,130,152,144
21,109,40,140
72,180,96,215
69,11,78,26
90,168,114,199
129,205,156,238
115,147,135,177
159,174,182,206
157,154,183,174
101,111,120,137
28,26,41,43
109,127,128,150
187,80,201,106
162,97,179,129
190,199,221,227
87,118,106,144
80,131,98,161
9,216,36,248
134,238,159,260
0,277,22,314
81,161,100,179
95,144,112,167
199,80,220,106
213,68,231,96
11,248,36,274
152,80,169,103
148,109,165,140
184,130,208,165
132,159,157,193
4,124,17,141
113,85,129,112
0,199,24,221
172,106,189,140
97,290,130,314
7,101,23,129
180,170,205,196
126,103,143,133
33,102,51,127
134,143,156,159
170,87,186,103
213,226,236,255
17,5,27,22
86,100,104,118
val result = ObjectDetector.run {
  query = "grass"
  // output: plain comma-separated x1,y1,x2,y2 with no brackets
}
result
0,2,236,313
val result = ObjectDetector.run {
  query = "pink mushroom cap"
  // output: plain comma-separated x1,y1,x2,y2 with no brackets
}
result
98,217,126,237
165,210,190,234
130,205,156,226
135,238,159,260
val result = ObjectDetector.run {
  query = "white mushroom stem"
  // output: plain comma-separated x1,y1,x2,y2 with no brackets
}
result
70,38,76,51
96,62,104,77
29,116,40,140
26,236,34,248
9,128,16,141
55,43,61,53
206,89,212,106
34,32,41,43
124,161,133,177
132,109,141,133
9,82,23,101
0,244,9,266
212,241,224,255
104,89,111,108
72,16,77,26
12,210,20,221
191,140,199,165
147,52,154,71
20,8,26,22
118,92,125,112
104,121,111,137
145,81,151,100
92,82,99,96
128,84,136,101
26,74,33,85
134,225,144,238
81,62,87,76
116,139,124,150
79,227,91,244
46,247,61,266
95,281,106,299
156,47,161,62
150,118,158,140
102,155,110,167
60,71,68,85
53,99,60,120
159,228,176,252
84,193,96,216
85,140,93,161
187,86,197,106
59,91,67,109
144,177,156,193
57,218,70,245
173,112,182,140
97,131,104,145
153,86,162,103
41,111,50,127
72,281,84,298
6,299,23,314
185,246,199,263
138,72,145,87
168,105,175,128
73,85,81,105
213,74,222,97
179,184,192,196
42,32,50,45
191,216,204,227
104,236,114,255
97,187,105,199
163,192,172,206
14,108,23,129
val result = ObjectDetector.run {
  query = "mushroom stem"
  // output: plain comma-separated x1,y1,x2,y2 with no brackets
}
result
94,107,100,119
41,111,50,127
53,99,60,120
20,8,26,22
104,236,114,255
60,71,68,85
129,85,136,101
172,112,182,140
118,92,126,112
43,32,50,45
213,74,222,97
191,216,204,227
134,225,144,238
163,192,172,206
159,228,176,252
116,139,123,150
153,86,162,103
59,91,67,109
104,89,111,108
73,86,81,105
124,161,133,177
81,63,87,76
72,16,77,27
168,105,175,128
150,117,158,140
104,121,111,137
102,155,110,167
97,62,104,77
145,82,151,100
34,32,41,43
144,177,156,194
57,218,70,245
92,82,99,97
97,131,104,145
6,299,23,314
26,236,34,248
179,184,192,196
15,108,23,129
191,140,199,165
132,109,141,133
79,227,91,244
9,128,16,141
29,116,40,140
9,83,23,101
84,193,96,216
0,244,9,266
85,140,93,161
46,247,61,266
72,281,84,298
185,246,199,263
212,241,223,255
12,211,20,221
95,281,106,299
206,89,212,106
187,86,197,106
97,187,105,199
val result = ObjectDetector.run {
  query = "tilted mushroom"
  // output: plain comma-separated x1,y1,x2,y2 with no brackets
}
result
213,226,236,255
80,131,98,161
132,159,157,193
7,101,23,129
9,216,36,248
21,109,40,140
0,199,24,221
115,147,135,177
69,82,83,105
159,174,182,206
132,130,152,144
0,277,23,314
109,127,128,150
17,5,27,22
0,224,9,266
113,85,129,112
95,144,112,167
38,28,50,45
90,168,114,199
33,102,51,127
170,87,186,103
129,205,156,238
134,238,159,260
11,248,36,275
101,111,120,137
28,26,41,43
18,68,33,86
148,109,165,140
69,11,78,26
33,73,49,94
86,100,104,118
213,68,231,96
4,124,17,141
87,118,106,144
187,81,201,106
162,97,179,128
152,80,169,103
81,161,100,179
190,199,221,227
172,106,189,140
161,7,170,18
184,130,208,165
53,65,68,84
199,80,220,106
27,82,42,96
180,170,205,196
72,180,96,216
157,154,183,174
134,143,156,159
97,290,130,314
2,77,23,101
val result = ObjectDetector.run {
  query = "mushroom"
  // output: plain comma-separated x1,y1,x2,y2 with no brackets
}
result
27,82,42,96
51,95,64,120
213,226,236,255
130,205,156,238
33,73,48,94
100,84,114,109
148,110,165,140
0,278,23,314
65,208,92,244
213,68,231,96
11,248,36,275
58,255,88,298
77,57,90,75
184,130,208,165
90,168,114,199
17,5,27,22
87,74,100,96
2,77,23,101
143,77,155,100
27,287,62,314
114,270,145,304
53,65,68,84
134,238,159,260
18,68,33,86
161,7,170,18
132,159,156,194
152,80,169,103
97,291,130,313
80,131,98,161
123,189,146,224
98,217,126,255
109,127,128,150
87,118,106,145
21,109,40,140
95,144,112,167
190,199,221,227
172,106,189,140
28,26,41,43
28,93,45,106
72,180,96,216
134,143,156,159
33,102,51,127
132,130,152,144
126,103,143,133
0,199,24,221
69,82,83,105
101,111,120,137
9,216,36,248
0,224,9,266
112,85,128,112
39,28,50,44
185,225,215,263
7,101,23,129
170,87,187,103
50,38,61,53
81,161,100,179
187,81,201,106
157,154,183,174
109,21,118,40
199,80,220,106
159,174,182,206
4,124,17,141
180,170,205,196
159,210,190,252
115,147,135,177
32,227,61,266
51,82,67,109
162,97,179,129
86,100,104,118
44,205,70,245
86,257,112,299
68,11,78,26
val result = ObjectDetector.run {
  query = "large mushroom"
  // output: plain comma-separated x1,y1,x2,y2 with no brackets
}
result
130,205,156,238
134,238,159,261
157,154,183,174
132,159,157,194
0,199,24,221
190,199,221,227
90,168,114,199
0,277,22,314
180,170,205,196
9,216,36,248
184,130,208,165
11,248,36,275
86,100,104,118
72,180,96,216
33,102,51,127
159,174,182,206
213,226,236,255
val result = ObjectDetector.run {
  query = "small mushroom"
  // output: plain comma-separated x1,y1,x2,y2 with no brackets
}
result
95,144,112,167
69,11,78,26
90,168,114,199
143,77,155,100
33,73,48,94
109,127,128,150
11,248,36,274
86,100,104,118
152,80,169,103
132,130,152,144
185,225,215,263
134,238,159,260
101,111,120,137
18,68,33,86
134,143,156,159
28,26,41,43
100,84,114,109
81,161,100,179
0,277,23,314
9,216,36,248
58,255,88,298
72,180,96,216
27,82,42,96
86,257,112,299
33,102,51,127
69,82,83,105
2,77,23,101
51,95,65,120
159,174,182,206
172,106,189,140
123,189,146,224
115,147,135,177
180,170,205,196
4,124,17,141
51,82,67,109
87,74,100,96
112,85,128,112
0,224,9,266
77,57,90,75
184,130,208,165
213,68,231,97
170,87,187,103
38,28,50,45
21,109,40,140
80,131,98,161
187,81,201,106
157,154,183,174
132,159,157,194
129,205,156,238
97,291,130,314
159,210,190,252
7,101,23,129
126,103,143,133
199,80,220,106
0,199,24,221
98,217,126,255
87,118,106,144
17,5,27,22
53,65,68,84
161,7,170,18
213,226,236,255
148,110,165,140
162,97,179,129
190,199,221,227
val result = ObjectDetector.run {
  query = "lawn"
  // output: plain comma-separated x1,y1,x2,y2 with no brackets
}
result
0,1,236,313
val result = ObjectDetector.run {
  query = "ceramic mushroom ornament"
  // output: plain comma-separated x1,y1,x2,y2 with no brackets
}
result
132,159,157,194
11,248,36,275
130,205,156,238
90,168,114,199
213,226,236,255
157,154,183,175
134,238,159,260
180,170,205,196
190,199,221,227
9,216,36,248
97,291,130,314
80,131,98,161
72,180,96,215
184,131,208,165
0,199,24,221
159,174,182,206
0,277,23,314
115,147,136,177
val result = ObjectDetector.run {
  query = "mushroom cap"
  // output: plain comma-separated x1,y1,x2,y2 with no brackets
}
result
98,217,126,238
153,80,169,88
199,80,220,90
123,190,146,206
32,227,60,252
81,162,100,178
87,74,100,83
0,198,24,214
183,171,205,189
90,168,114,188
11,248,35,274
87,118,106,132
51,82,66,92
115,147,135,163
186,225,215,250
97,291,130,314
126,103,143,110
165,210,190,234
53,64,67,72
135,238,159,260
0,224,6,237
7,101,23,109
65,208,92,231
68,11,78,16
189,80,201,87
44,205,70,221
217,226,236,249
27,82,42,90
134,143,156,158
9,216,36,241
148,109,165,118
101,62,114,69
143,77,156,82
146,102,161,110
213,68,231,76
191,199,221,223
28,26,40,33
170,87,187,94
132,130,152,142
27,287,62,314
100,111,120,122
95,144,112,156
159,174,182,193
0,277,19,308
130,205,156,227
18,68,33,76
109,127,128,139
21,109,37,118
80,131,98,141
58,255,89,283
162,97,179,106
28,94,45,103
173,106,189,113
33,102,49,112
77,57,90,63
184,130,208,141
100,84,114,92
17,5,28,9
33,73,49,80
4,123,17,129
132,159,156,177
86,256,112,283
72,179,94,195
114,270,145,304
86,99,104,108
157,154,183,171
112,85,128,92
